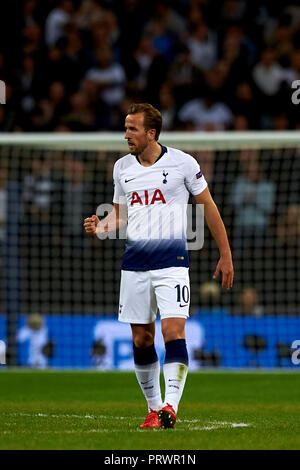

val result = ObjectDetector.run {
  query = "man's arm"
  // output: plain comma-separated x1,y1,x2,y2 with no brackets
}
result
84,203,127,235
194,187,234,290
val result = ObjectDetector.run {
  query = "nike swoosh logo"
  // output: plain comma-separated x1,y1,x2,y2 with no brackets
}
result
125,178,136,183
141,379,152,385
168,379,180,382
179,304,188,308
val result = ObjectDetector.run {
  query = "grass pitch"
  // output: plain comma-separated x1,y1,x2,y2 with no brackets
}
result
0,369,300,450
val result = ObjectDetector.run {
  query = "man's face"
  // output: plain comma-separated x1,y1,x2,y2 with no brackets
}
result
124,113,152,156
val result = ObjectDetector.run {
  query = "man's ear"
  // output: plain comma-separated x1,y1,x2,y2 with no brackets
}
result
147,128,156,141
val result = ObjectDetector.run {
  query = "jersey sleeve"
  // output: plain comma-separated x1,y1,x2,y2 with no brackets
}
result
112,161,125,204
184,154,208,196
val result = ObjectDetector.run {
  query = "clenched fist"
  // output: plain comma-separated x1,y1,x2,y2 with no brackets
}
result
83,215,99,235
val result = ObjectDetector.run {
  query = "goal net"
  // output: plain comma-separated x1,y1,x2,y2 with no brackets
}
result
0,131,299,369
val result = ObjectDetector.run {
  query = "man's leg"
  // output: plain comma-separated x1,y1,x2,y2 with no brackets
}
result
160,318,188,420
118,270,161,427
131,323,163,414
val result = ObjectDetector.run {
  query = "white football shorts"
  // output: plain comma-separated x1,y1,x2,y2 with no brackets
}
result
118,266,190,324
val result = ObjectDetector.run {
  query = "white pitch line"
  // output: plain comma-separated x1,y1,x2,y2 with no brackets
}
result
7,412,145,421
231,423,249,428
9,412,98,420
188,423,250,431
3,412,251,432
2,423,250,435
9,413,249,423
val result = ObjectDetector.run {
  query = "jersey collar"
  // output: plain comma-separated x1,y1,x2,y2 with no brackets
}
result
135,143,167,165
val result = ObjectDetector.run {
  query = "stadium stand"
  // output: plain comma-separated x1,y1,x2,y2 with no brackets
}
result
1,0,300,132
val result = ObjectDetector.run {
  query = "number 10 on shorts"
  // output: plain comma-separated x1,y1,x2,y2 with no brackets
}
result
175,284,190,307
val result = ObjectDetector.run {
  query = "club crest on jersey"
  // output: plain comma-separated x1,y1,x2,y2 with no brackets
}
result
162,170,168,184
130,189,166,206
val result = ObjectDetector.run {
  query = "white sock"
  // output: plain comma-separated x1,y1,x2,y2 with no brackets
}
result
135,360,162,411
163,362,188,414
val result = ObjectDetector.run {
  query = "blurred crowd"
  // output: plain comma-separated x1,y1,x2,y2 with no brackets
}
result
1,0,300,132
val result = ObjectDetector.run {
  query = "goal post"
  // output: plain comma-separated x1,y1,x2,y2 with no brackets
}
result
1,130,300,150
0,131,299,368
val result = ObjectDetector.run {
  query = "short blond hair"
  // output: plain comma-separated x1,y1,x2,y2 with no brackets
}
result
127,103,162,140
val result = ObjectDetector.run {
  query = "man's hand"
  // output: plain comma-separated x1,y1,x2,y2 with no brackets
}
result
213,255,234,290
84,215,100,235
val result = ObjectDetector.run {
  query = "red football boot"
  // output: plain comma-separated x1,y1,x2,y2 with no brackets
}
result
140,409,163,429
157,403,177,429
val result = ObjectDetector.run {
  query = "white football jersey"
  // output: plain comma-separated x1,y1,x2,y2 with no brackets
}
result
113,145,207,270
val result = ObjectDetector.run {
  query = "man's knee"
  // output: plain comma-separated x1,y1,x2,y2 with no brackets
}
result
161,318,186,343
132,326,155,348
